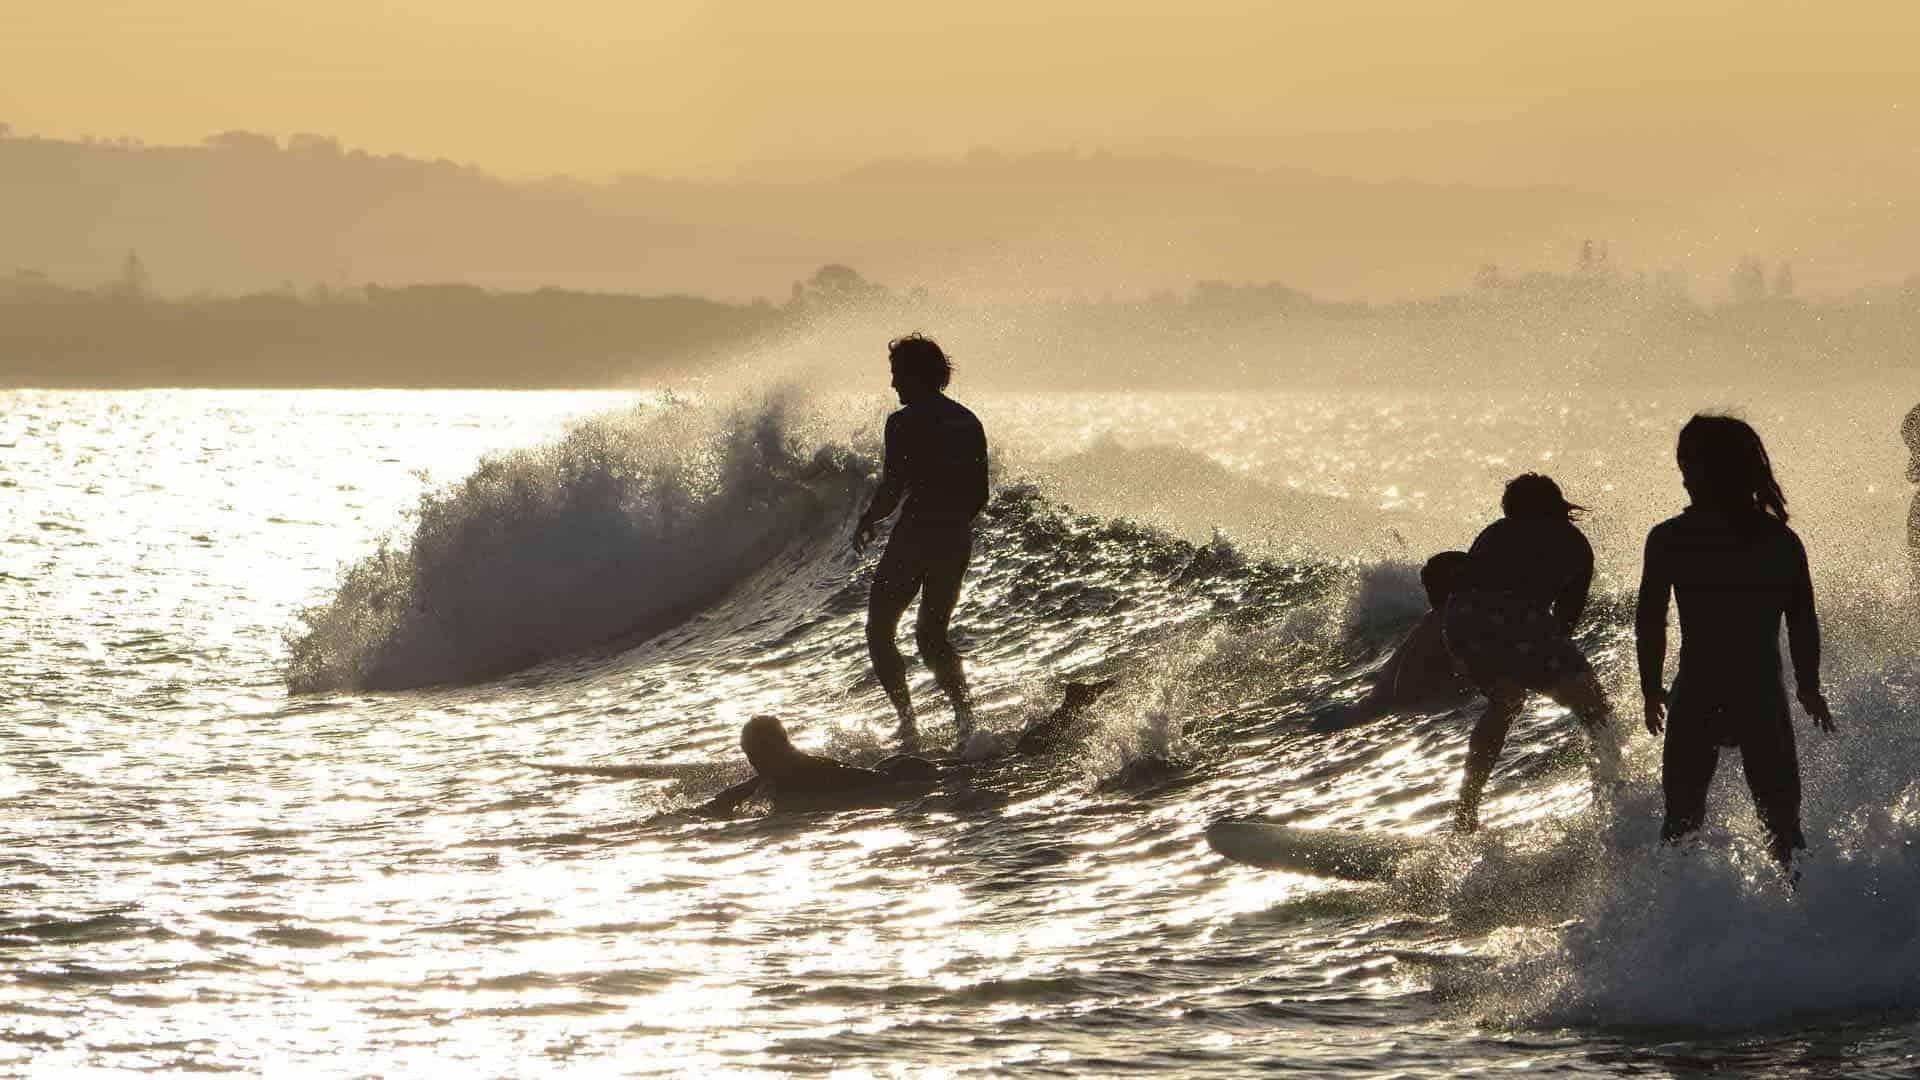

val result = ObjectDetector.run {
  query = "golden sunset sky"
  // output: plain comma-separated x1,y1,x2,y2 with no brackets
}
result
7,1,1917,186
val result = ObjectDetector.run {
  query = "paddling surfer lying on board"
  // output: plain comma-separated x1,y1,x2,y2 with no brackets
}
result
696,680,1121,814
698,715,947,816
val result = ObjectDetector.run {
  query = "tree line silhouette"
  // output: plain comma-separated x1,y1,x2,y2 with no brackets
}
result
3,253,1917,388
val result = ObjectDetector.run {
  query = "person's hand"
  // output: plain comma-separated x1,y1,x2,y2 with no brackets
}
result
852,519,875,554
1799,688,1836,733
1644,688,1669,735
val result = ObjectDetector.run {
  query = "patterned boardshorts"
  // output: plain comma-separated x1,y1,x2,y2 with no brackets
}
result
1442,588,1592,693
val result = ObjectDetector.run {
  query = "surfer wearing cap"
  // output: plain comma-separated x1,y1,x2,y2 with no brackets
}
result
1444,474,1617,832
853,334,989,752
699,715,944,816
1638,415,1832,871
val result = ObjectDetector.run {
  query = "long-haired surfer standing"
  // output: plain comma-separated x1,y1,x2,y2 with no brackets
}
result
853,335,989,751
1444,473,1617,832
1637,415,1832,871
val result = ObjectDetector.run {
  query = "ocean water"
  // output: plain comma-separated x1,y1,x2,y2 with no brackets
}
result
3,383,1918,1077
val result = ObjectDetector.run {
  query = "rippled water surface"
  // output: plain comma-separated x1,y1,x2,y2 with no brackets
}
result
3,386,1919,1077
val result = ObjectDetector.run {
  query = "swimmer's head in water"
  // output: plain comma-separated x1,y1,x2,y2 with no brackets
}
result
1419,550,1471,607
1501,473,1586,522
888,333,952,394
1677,413,1788,523
741,715,796,775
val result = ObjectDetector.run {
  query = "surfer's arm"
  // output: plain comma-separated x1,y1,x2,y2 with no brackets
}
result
968,422,990,519
1634,529,1672,699
697,777,764,817
1382,612,1440,701
860,414,908,526
1553,533,1595,635
1784,532,1822,698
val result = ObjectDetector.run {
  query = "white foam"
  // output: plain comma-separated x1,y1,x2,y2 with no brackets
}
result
286,392,867,691
1468,656,1920,1029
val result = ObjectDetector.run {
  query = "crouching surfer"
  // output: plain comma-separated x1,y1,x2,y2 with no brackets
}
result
698,716,949,816
1444,474,1618,833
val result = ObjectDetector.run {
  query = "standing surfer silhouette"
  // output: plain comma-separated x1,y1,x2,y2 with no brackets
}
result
853,335,989,751
1637,415,1832,872
1444,474,1617,832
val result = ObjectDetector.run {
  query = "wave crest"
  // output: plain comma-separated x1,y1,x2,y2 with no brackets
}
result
286,396,865,692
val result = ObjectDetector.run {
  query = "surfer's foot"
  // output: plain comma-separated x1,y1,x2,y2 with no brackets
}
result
893,718,920,752
951,709,974,753
1450,804,1480,835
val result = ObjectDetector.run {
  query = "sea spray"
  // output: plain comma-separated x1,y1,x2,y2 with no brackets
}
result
286,394,868,691
1450,657,1920,1030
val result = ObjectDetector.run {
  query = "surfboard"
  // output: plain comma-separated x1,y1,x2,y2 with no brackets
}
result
1205,818,1426,881
527,761,712,780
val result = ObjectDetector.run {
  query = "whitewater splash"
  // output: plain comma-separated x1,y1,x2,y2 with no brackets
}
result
286,395,870,691
1391,648,1920,1031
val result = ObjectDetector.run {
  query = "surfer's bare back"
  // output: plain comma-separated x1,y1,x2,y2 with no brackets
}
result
852,334,989,751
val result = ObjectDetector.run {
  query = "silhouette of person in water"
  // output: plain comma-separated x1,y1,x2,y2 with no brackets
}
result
699,716,944,816
1905,403,1920,590
1638,415,1833,871
1444,474,1616,832
852,334,989,751
1311,552,1475,731
1013,678,1119,754
1375,552,1476,705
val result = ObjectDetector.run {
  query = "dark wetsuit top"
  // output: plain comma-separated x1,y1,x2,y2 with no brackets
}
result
1461,518,1594,633
1636,507,1819,731
871,395,989,529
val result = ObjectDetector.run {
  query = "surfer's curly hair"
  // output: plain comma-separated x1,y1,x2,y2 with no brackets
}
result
1677,413,1788,524
888,333,953,390
1501,473,1586,522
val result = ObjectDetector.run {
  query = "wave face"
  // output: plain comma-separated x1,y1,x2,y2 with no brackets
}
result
285,396,868,691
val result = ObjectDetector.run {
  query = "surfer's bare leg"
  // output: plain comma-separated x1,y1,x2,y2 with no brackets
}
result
866,551,922,745
914,545,974,743
1739,719,1805,870
1542,669,1622,790
1453,686,1524,833
1543,669,1614,730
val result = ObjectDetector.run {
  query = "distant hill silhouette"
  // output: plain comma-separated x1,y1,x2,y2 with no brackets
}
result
2,131,1629,303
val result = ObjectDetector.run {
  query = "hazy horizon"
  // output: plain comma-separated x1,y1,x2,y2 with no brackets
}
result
8,126,1920,308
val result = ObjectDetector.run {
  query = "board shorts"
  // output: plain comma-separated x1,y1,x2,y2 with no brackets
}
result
1442,588,1592,693
869,520,973,644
